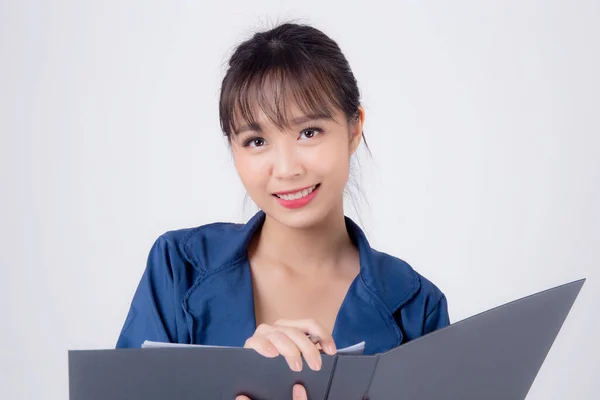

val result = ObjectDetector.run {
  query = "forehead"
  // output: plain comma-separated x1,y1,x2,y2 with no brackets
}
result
233,100,343,134
225,68,346,135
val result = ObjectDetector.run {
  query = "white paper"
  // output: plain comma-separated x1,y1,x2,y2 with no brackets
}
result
142,340,365,355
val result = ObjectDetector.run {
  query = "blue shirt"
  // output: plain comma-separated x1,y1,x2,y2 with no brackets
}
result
116,211,450,355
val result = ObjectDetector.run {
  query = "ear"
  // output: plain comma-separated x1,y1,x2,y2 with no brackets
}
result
349,106,365,156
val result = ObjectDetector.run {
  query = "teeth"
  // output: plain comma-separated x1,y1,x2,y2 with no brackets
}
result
277,185,317,201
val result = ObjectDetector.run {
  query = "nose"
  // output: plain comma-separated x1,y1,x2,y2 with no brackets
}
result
271,142,304,180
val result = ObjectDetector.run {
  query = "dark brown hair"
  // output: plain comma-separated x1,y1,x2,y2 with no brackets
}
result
219,22,368,150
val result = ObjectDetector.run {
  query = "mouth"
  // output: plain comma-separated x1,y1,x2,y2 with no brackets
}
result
273,184,321,200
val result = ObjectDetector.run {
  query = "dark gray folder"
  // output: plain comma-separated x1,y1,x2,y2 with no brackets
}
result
69,279,585,400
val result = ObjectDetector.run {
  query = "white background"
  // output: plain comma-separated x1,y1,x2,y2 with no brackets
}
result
1,1,599,399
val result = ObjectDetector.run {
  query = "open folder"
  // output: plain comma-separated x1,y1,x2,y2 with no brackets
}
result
69,279,585,400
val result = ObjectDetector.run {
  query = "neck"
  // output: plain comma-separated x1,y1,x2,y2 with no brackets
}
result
253,206,354,276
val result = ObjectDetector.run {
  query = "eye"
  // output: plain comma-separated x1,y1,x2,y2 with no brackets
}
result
243,136,267,148
299,127,323,140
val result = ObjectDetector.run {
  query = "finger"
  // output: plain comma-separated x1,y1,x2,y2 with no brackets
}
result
243,335,279,358
276,326,322,371
235,396,250,400
254,323,274,335
275,319,337,355
293,384,307,400
265,330,303,372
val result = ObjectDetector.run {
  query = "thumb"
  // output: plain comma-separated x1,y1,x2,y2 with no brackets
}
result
293,384,307,400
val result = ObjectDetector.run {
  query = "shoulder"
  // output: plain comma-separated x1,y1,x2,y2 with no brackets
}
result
149,220,251,275
345,215,446,319
369,250,450,339
117,221,246,348
366,248,445,311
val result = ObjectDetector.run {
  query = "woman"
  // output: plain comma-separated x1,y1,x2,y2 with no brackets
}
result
116,22,450,399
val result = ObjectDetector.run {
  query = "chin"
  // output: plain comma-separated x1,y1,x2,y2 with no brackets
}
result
264,205,333,230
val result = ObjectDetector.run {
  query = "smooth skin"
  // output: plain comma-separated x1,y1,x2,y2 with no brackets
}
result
243,319,336,371
231,103,366,399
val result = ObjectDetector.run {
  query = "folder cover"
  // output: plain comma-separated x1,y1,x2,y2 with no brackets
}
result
69,279,585,400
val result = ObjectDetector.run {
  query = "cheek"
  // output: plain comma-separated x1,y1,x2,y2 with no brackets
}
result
233,153,269,190
308,142,351,182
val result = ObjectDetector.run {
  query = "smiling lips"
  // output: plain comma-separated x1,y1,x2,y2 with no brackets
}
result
273,184,320,209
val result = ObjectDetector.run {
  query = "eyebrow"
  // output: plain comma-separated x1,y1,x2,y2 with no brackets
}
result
234,112,334,135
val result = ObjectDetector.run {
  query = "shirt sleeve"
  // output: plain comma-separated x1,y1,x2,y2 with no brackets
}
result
115,235,178,348
423,294,450,334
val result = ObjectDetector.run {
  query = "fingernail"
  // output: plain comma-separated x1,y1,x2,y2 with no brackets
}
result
313,359,322,371
326,344,336,354
294,359,303,372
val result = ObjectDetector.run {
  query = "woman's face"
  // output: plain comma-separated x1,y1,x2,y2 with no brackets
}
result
231,103,364,229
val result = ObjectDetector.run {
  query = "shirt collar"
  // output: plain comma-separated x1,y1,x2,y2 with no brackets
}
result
182,210,420,354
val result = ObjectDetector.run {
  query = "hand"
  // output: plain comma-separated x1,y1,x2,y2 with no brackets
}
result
243,318,337,372
235,383,307,400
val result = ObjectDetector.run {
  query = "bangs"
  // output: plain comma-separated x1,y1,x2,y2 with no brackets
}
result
220,58,345,137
